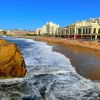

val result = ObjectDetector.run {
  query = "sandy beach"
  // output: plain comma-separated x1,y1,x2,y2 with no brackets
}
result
16,36,100,80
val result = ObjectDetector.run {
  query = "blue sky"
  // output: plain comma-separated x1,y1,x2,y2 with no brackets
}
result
0,0,100,30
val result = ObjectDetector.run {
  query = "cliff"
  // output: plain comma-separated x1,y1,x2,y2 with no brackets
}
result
0,39,27,78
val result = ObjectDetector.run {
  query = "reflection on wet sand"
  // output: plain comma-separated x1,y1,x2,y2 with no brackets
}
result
52,44,100,80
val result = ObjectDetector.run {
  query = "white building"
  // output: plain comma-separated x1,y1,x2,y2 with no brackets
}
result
36,22,60,35
58,21,100,40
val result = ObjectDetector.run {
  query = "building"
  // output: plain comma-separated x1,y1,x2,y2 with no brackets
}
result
36,22,60,35
57,21,100,40
7,29,29,36
35,28,42,35
68,21,100,40
88,17,100,24
0,30,7,35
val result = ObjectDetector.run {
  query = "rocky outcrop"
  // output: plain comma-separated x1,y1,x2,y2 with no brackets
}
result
0,39,27,78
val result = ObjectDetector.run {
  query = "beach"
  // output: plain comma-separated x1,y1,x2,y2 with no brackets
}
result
17,36,100,80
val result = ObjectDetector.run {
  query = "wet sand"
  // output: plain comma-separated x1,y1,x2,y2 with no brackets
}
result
16,36,100,80
52,43,100,80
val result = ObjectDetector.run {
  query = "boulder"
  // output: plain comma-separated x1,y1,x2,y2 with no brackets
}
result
0,39,27,78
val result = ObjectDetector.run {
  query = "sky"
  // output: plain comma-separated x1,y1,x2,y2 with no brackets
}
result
0,0,100,30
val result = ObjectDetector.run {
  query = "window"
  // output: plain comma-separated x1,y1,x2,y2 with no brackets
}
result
86,29,88,34
93,28,96,33
83,29,85,34
70,30,72,34
98,28,100,33
89,28,91,34
78,28,81,34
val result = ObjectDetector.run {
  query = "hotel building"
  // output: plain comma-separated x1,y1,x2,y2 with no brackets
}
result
36,22,60,35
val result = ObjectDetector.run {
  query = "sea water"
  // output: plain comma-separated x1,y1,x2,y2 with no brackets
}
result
0,36,100,100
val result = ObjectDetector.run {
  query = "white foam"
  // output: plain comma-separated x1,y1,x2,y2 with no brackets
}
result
22,38,74,69
0,78,24,86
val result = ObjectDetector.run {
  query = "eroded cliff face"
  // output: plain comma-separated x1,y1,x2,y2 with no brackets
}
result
0,39,27,78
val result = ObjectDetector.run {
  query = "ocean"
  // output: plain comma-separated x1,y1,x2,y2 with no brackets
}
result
0,36,100,100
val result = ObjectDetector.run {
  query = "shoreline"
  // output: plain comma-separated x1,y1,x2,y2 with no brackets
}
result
15,36,100,80
17,36,100,51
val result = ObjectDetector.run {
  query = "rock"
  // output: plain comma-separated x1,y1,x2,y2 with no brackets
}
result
0,39,27,78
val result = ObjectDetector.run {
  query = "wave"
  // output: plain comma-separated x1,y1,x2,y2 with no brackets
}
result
0,37,100,99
